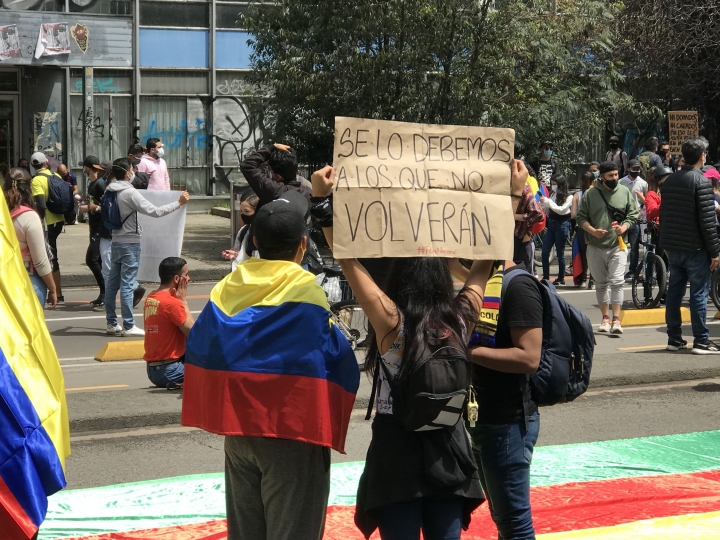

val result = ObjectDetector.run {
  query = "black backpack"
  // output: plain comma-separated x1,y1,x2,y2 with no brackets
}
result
367,335,472,432
38,171,74,215
132,171,149,190
502,270,595,405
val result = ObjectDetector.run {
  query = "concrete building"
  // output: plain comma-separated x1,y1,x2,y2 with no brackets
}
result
0,0,261,197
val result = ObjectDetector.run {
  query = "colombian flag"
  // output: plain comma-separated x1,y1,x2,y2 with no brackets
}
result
0,191,70,538
572,233,583,286
182,259,360,453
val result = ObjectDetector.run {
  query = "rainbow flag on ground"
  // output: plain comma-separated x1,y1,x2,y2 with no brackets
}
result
0,192,70,538
182,258,360,453
39,430,720,539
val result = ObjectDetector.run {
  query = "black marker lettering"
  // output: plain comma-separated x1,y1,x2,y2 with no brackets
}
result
427,202,442,242
459,203,471,244
335,166,350,191
413,134,429,162
497,139,512,162
455,137,467,161
451,170,466,190
399,167,415,190
440,136,454,162
376,130,387,161
345,202,364,240
355,129,370,157
389,202,404,241
469,137,483,160
337,128,354,158
481,138,498,161
426,168,438,189
366,165,380,188
388,133,403,160
442,202,459,243
428,136,440,161
378,164,393,188
468,171,484,192
405,202,424,241
365,200,388,241
471,206,492,246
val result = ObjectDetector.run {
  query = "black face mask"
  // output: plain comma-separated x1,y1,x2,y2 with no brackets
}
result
658,149,668,158
241,213,255,225
604,180,618,190
610,143,619,149
628,171,640,179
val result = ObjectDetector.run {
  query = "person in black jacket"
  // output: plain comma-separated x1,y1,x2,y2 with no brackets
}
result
660,136,720,354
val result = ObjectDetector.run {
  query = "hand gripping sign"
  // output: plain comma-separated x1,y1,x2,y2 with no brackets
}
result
332,117,516,259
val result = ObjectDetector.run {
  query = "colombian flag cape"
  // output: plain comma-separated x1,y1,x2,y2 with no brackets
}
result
182,259,360,453
0,191,70,538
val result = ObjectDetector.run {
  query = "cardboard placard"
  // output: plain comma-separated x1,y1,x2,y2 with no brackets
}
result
668,111,698,155
136,190,187,283
332,117,516,259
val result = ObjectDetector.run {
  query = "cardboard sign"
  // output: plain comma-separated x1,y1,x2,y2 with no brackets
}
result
668,111,698,155
332,117,516,259
136,190,187,283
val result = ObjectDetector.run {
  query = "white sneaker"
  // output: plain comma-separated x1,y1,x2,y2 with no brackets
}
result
106,324,123,336
121,325,145,337
610,318,623,334
598,317,611,333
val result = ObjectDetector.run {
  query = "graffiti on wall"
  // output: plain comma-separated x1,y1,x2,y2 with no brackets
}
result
32,111,63,169
73,78,120,94
75,107,104,138
140,118,208,150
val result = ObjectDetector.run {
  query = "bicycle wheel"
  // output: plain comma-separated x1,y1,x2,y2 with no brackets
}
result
711,269,720,312
330,299,368,350
631,253,667,309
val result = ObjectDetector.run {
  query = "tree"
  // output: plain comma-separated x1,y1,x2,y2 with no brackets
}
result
244,0,636,169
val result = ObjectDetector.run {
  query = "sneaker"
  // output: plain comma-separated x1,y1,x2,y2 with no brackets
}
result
610,318,623,334
166,382,183,390
553,278,565,286
106,324,123,335
624,271,634,280
587,279,595,290
54,295,65,306
121,325,145,337
92,301,105,312
90,294,105,307
666,339,688,351
133,285,147,308
691,340,720,355
598,317,611,333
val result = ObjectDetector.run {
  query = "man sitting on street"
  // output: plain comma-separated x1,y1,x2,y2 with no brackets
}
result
143,257,194,389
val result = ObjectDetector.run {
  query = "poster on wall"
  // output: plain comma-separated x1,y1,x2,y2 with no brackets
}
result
34,22,71,59
0,25,21,60
70,23,89,54
33,112,63,170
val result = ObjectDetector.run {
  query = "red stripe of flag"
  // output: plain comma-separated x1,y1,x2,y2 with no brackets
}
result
0,476,37,540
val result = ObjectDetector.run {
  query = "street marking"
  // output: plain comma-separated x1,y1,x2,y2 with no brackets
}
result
71,425,200,442
46,310,202,323
557,286,632,295
584,378,720,396
59,356,95,362
618,344,667,351
66,384,129,392
61,361,144,368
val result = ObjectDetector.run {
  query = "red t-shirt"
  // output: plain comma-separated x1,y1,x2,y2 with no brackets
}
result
143,290,187,361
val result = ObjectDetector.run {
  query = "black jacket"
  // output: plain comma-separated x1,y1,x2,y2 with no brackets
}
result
660,166,720,257
239,147,311,212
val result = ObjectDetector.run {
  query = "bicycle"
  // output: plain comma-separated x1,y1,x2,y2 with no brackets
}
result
631,220,667,309
318,265,369,351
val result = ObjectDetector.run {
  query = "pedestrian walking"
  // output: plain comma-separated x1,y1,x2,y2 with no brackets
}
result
605,135,628,178
576,161,639,334
3,167,57,308
104,157,189,337
660,136,720,354
571,171,596,287
529,140,558,187
29,151,66,306
308,165,488,540
137,137,170,190
143,257,194,389
637,136,664,179
540,174,572,285
620,159,648,279
182,190,359,540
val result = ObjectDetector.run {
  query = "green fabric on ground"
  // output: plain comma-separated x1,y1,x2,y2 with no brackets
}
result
40,430,720,539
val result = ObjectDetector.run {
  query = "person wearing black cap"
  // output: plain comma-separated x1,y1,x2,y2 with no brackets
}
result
605,135,628,178
576,161,638,334
620,159,648,279
529,140,558,187
127,144,149,190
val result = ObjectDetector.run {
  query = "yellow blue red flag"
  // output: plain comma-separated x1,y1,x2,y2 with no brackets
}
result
182,258,360,453
0,190,70,538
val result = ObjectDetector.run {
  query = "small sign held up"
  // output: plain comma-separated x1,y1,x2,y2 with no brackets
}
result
668,111,699,155
331,117,516,259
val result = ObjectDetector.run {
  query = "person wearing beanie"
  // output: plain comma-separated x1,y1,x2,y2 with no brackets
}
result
576,161,638,334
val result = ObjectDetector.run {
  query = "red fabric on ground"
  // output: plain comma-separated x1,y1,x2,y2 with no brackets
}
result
67,519,227,539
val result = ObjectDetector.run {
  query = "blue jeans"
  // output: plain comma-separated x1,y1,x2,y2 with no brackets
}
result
29,271,47,308
470,413,540,540
374,497,464,540
542,220,570,280
628,224,640,273
666,250,711,344
146,360,184,387
105,242,141,329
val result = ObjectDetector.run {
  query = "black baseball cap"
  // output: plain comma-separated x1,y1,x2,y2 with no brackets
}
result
627,159,641,169
254,191,309,252
83,155,101,170
539,140,553,148
598,161,618,174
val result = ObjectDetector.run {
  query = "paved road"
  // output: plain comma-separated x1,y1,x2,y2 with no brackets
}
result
64,378,720,489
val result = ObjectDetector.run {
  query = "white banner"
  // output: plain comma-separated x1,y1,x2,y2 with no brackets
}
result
136,190,187,283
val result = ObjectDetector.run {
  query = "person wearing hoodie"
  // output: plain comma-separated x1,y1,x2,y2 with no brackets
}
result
104,157,190,337
137,137,170,190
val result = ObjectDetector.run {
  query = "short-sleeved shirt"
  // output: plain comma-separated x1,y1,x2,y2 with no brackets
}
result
472,266,543,424
143,290,187,361
620,176,648,209
30,171,64,225
62,172,77,187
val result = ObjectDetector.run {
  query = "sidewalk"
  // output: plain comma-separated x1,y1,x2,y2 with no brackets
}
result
57,213,233,287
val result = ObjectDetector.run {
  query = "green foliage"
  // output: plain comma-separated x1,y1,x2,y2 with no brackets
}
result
244,0,637,167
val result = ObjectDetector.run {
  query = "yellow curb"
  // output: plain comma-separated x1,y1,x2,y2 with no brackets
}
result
619,307,690,327
94,340,145,362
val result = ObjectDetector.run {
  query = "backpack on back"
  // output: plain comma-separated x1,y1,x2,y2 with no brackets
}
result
37,170,74,215
637,152,652,180
502,270,595,405
101,190,134,230
132,171,149,190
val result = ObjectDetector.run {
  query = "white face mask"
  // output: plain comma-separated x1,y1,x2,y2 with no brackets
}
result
551,184,558,192
156,147,165,159
129,171,136,183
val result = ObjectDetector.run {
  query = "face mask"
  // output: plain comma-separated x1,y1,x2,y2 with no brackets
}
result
628,171,640,179
604,180,618,190
543,149,553,158
98,177,106,186
241,213,254,225
592,171,599,179
551,184,558,192
610,143,619,149
129,171,136,183
156,147,165,159
658,149,668,158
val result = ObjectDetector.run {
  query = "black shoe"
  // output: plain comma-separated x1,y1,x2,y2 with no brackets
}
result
55,295,65,306
553,278,565,286
666,339,687,351
692,340,720,355
90,294,105,307
587,279,595,290
133,285,146,308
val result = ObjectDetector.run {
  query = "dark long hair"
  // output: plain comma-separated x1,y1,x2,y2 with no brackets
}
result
580,172,595,193
3,168,35,212
552,174,569,206
365,258,479,378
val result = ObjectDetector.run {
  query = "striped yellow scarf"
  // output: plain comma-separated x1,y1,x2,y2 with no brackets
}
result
468,263,504,348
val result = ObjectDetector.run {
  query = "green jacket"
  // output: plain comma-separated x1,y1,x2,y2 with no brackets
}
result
576,184,639,249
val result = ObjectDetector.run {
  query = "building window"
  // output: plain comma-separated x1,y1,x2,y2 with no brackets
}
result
140,1,210,27
3,0,62,11
216,3,252,29
141,70,209,95
70,69,133,95
0,71,19,92
70,0,133,15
